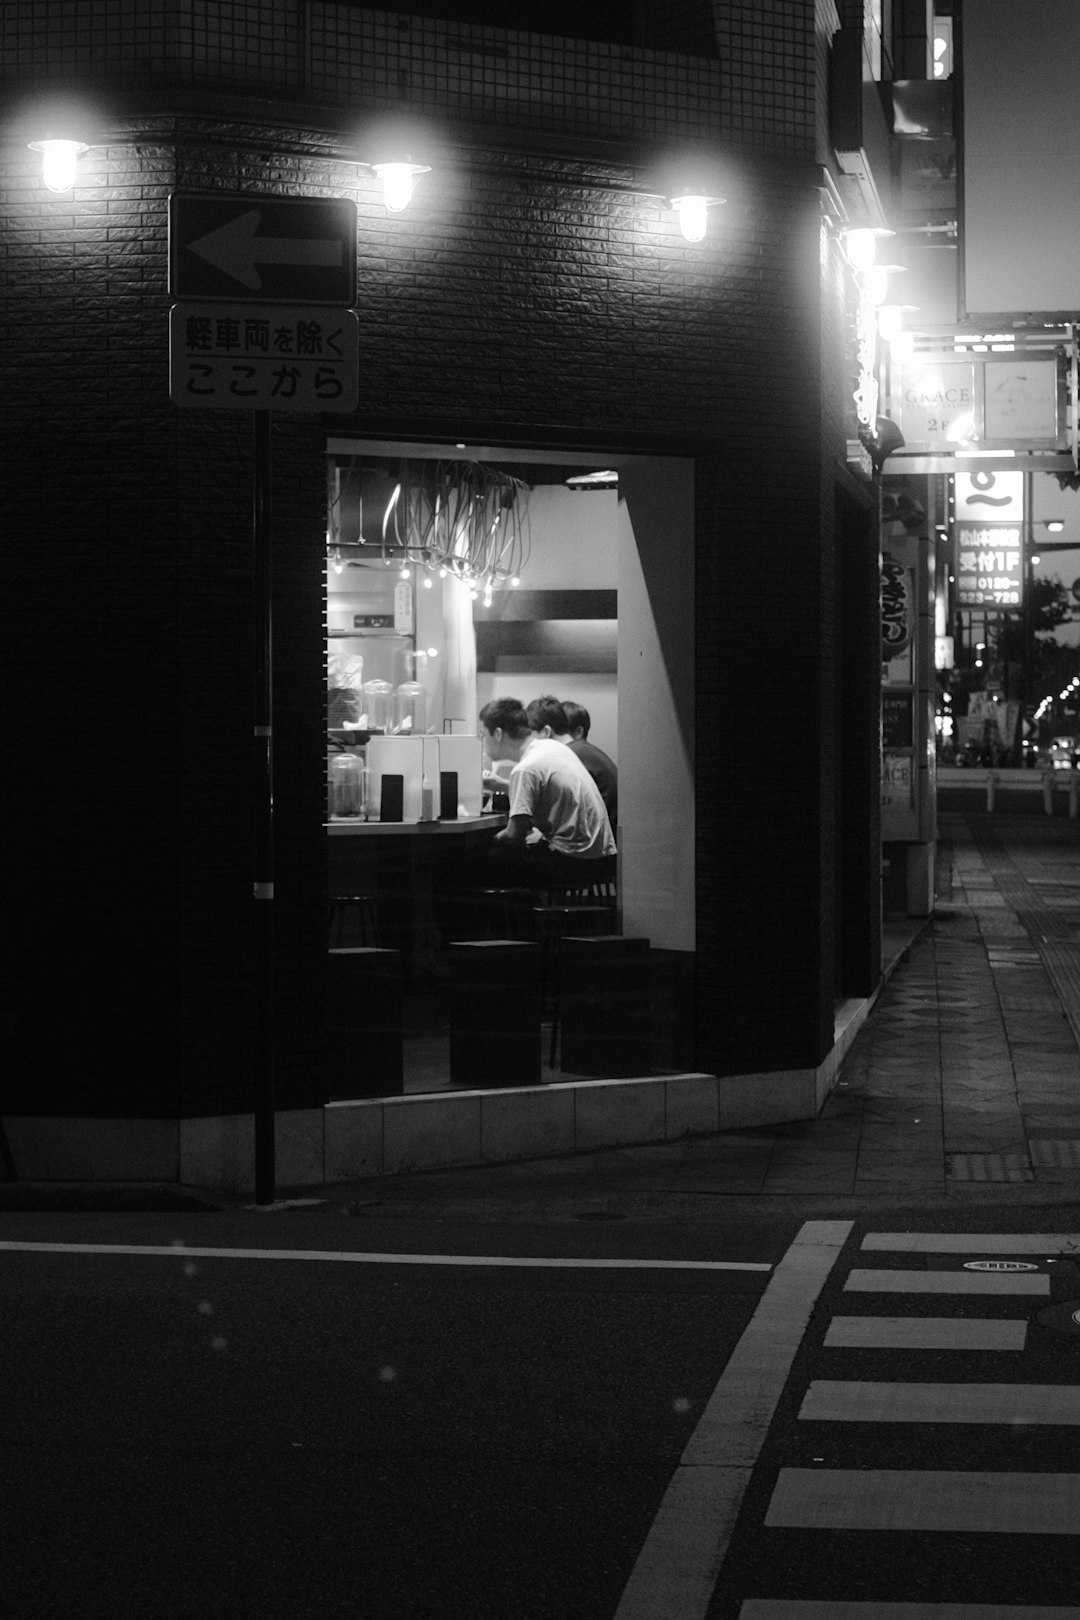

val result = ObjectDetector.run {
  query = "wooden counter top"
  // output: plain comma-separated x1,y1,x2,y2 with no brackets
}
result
326,813,505,838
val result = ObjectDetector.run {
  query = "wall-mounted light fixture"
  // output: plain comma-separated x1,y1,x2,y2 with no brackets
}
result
28,135,89,192
864,263,906,306
371,159,431,213
876,304,920,345
841,226,894,270
669,192,725,244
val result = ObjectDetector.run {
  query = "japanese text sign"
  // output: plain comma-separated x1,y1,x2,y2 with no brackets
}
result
169,304,359,413
955,520,1024,609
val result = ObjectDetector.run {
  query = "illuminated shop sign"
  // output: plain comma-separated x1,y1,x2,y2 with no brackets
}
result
899,361,975,448
955,520,1024,609
954,470,1024,522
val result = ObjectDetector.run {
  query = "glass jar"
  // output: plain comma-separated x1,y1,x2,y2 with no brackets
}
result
360,679,394,733
394,681,427,735
328,753,365,818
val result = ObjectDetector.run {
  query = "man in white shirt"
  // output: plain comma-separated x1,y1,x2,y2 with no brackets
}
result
479,696,615,883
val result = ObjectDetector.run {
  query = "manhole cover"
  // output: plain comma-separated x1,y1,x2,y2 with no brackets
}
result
964,1260,1039,1272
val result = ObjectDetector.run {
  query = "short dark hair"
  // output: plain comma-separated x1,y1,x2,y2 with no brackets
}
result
525,694,569,735
479,697,531,738
561,700,590,738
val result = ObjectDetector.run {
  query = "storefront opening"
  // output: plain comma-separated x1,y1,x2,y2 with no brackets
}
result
324,438,695,1097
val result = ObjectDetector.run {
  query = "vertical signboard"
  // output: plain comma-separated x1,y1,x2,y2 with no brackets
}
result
953,471,1026,612
882,531,918,834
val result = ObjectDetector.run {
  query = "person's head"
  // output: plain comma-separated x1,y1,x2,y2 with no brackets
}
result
561,700,590,741
526,694,570,739
479,697,532,762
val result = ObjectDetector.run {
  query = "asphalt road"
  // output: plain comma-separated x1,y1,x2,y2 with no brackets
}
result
3,1200,1080,1619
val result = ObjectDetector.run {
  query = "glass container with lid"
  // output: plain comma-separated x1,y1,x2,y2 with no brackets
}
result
360,679,394,733
394,681,427,735
328,753,366,818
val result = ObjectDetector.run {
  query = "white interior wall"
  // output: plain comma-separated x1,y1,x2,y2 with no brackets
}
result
475,484,619,758
518,485,618,587
614,459,696,954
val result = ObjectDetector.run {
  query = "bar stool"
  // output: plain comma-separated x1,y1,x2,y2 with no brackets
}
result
528,882,617,1066
453,885,534,939
557,935,651,1077
327,892,381,948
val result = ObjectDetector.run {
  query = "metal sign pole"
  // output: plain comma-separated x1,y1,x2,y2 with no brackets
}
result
252,408,276,1204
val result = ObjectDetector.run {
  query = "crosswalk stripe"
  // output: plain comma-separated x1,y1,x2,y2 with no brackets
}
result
613,1220,853,1620
798,1380,1080,1425
765,1468,1080,1533
740,1603,1080,1617
862,1232,1080,1254
845,1268,1048,1295
822,1316,1027,1350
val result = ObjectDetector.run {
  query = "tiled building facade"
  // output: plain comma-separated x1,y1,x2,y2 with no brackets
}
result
2,1,889,1189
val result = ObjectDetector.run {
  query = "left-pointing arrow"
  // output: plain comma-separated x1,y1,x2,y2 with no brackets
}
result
186,209,344,290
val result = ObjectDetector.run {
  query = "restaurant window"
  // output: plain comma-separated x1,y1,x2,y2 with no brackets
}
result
324,441,696,1096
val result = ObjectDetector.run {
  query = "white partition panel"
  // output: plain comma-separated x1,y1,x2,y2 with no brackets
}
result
614,459,696,952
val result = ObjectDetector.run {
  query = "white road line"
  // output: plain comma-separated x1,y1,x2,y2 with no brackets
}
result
0,1241,771,1272
823,1316,1027,1351
799,1380,1080,1425
740,1603,1080,1618
765,1468,1080,1534
613,1219,853,1620
862,1232,1080,1254
845,1268,1048,1295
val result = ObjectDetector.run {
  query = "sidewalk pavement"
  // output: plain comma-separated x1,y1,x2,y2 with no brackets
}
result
295,806,1080,1215
4,810,1076,1215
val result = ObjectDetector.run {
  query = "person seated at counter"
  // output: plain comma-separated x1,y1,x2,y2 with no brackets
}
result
479,696,615,884
521,695,617,827
562,699,618,829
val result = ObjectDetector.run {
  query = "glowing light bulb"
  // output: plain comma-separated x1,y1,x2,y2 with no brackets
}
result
672,195,709,244
400,564,411,578
844,228,878,270
864,265,890,305
29,138,88,193
422,575,433,588
332,546,344,575
372,162,430,213
426,647,439,658
510,576,520,588
877,305,904,343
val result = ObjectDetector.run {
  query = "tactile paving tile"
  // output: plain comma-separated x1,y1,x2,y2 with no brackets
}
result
946,1152,1034,1182
1029,1138,1080,1169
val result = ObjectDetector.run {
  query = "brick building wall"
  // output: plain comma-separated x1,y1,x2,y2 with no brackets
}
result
3,1,864,1122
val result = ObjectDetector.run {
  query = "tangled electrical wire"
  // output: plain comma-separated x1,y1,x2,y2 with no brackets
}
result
381,460,531,601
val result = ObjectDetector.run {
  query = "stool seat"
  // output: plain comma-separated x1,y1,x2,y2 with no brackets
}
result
529,902,618,1066
327,892,380,948
451,885,534,939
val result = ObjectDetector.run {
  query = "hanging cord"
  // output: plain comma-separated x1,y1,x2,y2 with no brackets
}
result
381,460,530,590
